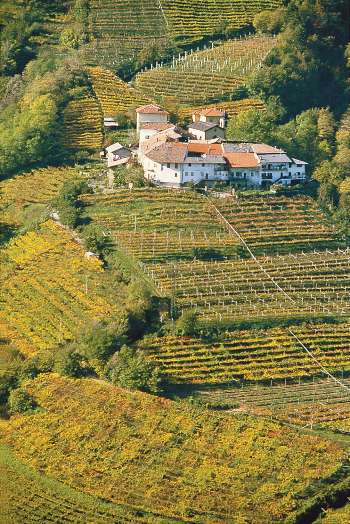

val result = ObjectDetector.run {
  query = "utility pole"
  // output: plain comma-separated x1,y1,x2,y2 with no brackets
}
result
171,263,177,321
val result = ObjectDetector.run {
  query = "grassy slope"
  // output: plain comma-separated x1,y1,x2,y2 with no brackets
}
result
0,221,121,356
0,444,180,524
134,35,276,105
0,373,348,524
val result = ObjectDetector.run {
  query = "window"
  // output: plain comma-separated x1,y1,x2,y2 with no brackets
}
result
167,163,170,168
174,173,178,177
191,172,194,177
161,165,164,171
184,172,188,176
205,174,209,180
202,163,205,167
175,163,178,168
188,163,192,167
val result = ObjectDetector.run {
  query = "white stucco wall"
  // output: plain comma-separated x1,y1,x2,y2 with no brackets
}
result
137,113,168,133
188,126,225,141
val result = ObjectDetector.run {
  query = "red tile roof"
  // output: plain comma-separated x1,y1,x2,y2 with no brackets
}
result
136,104,169,114
194,108,225,117
187,142,223,155
147,142,187,163
224,152,260,168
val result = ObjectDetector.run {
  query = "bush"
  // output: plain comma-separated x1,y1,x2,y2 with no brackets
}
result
82,224,111,256
175,311,199,337
192,247,224,261
8,388,37,415
54,345,86,378
80,320,128,362
109,346,162,394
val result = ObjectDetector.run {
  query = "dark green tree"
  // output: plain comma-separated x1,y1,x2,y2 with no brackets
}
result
109,346,162,394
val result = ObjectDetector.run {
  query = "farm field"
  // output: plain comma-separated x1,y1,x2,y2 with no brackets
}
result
82,189,240,262
0,445,169,524
1,373,347,524
134,35,276,104
0,167,82,227
82,189,349,323
139,322,350,384
198,376,350,427
85,0,169,69
61,95,103,151
149,249,350,322
178,97,266,121
161,0,282,41
214,194,343,255
0,221,120,356
84,0,281,69
89,67,150,117
317,504,350,524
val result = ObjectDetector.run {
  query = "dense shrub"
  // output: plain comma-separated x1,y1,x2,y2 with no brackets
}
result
8,388,37,415
108,346,162,394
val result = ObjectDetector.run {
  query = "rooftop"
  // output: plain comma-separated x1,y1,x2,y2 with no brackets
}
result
105,142,125,153
195,108,226,117
292,158,308,165
224,152,260,168
187,142,223,155
136,104,169,115
188,121,218,132
147,142,187,164
250,143,285,154
259,153,292,163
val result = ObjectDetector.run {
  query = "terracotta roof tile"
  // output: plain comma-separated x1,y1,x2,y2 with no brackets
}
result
187,143,223,155
136,104,169,114
224,152,260,168
200,108,226,117
147,143,187,164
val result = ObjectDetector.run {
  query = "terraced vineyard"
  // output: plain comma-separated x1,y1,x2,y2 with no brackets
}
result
61,95,103,150
150,249,350,322
161,0,282,41
85,0,169,69
84,0,281,69
82,189,240,262
200,376,350,426
318,505,350,524
139,323,350,384
178,97,266,121
134,35,276,104
0,221,119,355
215,194,343,255
83,190,349,323
89,67,150,117
0,445,168,524
1,374,346,524
0,167,82,226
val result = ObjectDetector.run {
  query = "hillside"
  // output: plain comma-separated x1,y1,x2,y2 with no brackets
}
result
0,444,172,524
134,35,276,104
1,373,348,524
0,221,121,356
0,166,82,227
84,0,282,70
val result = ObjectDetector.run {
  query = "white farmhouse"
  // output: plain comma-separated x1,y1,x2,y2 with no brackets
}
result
135,104,307,188
140,140,307,188
143,142,227,186
136,104,169,134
